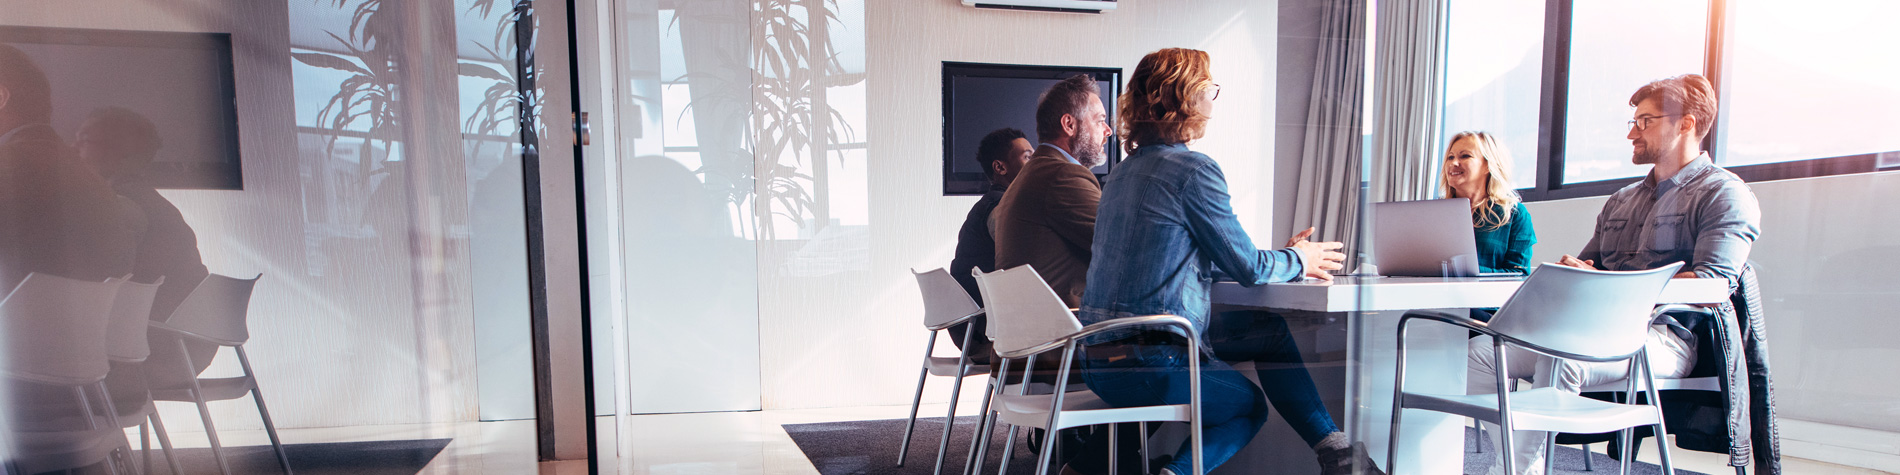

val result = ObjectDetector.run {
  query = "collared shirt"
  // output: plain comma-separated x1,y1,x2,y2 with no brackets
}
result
1078,143,1305,347
1041,143,1081,165
1579,153,1761,292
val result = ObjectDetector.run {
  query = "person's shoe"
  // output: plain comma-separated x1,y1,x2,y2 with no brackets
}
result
1316,441,1387,475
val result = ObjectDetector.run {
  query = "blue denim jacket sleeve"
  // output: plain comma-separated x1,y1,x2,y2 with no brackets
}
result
1690,178,1761,287
1179,160,1305,285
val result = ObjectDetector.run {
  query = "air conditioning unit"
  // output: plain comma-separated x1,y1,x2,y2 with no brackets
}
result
962,0,1118,14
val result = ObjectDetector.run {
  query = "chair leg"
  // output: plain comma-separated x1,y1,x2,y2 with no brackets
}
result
1473,419,1484,453
997,426,1021,475
178,340,233,475
899,343,934,467
235,347,293,475
1138,421,1150,475
149,411,185,475
1617,429,1634,475
141,421,151,473
1545,432,1557,475
963,376,998,475
1584,443,1594,471
1107,424,1118,475
1034,425,1059,475
934,363,972,475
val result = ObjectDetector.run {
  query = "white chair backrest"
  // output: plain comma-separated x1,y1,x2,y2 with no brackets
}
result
1488,262,1683,359
160,273,261,346
972,265,1082,355
913,268,981,329
106,276,164,362
0,273,120,385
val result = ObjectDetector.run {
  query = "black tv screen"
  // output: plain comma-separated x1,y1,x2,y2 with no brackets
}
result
942,61,1120,195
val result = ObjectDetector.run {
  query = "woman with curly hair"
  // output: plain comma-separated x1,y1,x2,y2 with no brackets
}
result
1065,47,1379,475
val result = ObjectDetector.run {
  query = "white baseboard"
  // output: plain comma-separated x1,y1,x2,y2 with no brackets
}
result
1781,418,1900,473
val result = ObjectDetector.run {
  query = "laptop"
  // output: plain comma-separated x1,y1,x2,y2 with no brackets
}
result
1371,198,1516,278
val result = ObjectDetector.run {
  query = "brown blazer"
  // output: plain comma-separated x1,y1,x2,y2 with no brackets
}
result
992,144,1100,307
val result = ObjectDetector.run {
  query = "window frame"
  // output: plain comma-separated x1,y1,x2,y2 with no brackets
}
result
1513,0,1900,202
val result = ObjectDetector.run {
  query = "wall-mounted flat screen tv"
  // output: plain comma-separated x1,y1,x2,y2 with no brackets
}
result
942,61,1120,195
0,26,242,190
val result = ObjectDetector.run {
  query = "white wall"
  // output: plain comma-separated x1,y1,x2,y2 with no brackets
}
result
1526,170,1900,470
748,0,1283,410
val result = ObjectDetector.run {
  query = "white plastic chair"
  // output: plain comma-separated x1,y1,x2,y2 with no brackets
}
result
103,276,187,475
1389,262,1684,475
966,265,1204,475
898,268,993,475
145,273,294,475
1,272,134,474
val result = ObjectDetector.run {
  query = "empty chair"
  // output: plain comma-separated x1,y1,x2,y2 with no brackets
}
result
1,272,133,474
967,265,1204,475
145,273,293,475
898,268,993,475
1388,262,1684,475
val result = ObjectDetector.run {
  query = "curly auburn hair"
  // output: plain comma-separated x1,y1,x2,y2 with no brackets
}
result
1118,48,1214,154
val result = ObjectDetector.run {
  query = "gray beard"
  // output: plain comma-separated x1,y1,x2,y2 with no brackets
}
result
1072,134,1104,168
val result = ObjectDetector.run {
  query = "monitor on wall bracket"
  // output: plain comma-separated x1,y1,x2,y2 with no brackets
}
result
942,61,1121,196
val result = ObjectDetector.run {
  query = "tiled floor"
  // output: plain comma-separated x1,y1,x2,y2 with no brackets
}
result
139,404,1891,474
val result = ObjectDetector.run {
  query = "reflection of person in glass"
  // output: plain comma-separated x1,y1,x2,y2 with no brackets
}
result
0,44,142,289
1072,48,1372,475
0,43,145,439
74,107,215,390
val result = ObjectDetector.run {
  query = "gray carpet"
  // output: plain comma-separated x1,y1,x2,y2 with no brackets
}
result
115,438,451,475
783,417,1707,475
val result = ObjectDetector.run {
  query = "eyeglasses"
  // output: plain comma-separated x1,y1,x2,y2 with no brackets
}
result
1627,113,1680,131
1209,84,1221,101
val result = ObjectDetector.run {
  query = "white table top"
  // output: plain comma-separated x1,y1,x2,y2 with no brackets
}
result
1212,275,1731,313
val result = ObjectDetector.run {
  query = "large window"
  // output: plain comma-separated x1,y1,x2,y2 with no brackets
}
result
1560,0,1708,185
1441,0,1545,188
1716,0,1900,169
1447,0,1900,200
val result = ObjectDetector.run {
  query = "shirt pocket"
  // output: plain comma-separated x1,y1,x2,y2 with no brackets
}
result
1599,218,1633,252
1650,213,1688,251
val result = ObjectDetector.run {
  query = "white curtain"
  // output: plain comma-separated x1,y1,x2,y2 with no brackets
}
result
1369,0,1448,203
1290,0,1369,265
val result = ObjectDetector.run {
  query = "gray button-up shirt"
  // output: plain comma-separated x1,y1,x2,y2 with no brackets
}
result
1579,153,1762,292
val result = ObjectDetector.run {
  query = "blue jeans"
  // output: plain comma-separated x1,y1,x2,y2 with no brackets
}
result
1207,311,1341,447
1078,333,1267,475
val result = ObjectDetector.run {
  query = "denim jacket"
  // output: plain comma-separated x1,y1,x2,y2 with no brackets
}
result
1077,143,1304,346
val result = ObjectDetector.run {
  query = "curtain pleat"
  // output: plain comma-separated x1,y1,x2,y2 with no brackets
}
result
1291,0,1369,266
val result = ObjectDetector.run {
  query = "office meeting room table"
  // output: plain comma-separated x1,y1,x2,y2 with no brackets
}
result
1203,274,1730,475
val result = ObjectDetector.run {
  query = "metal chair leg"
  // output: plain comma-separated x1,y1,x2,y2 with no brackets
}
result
149,411,184,475
934,359,972,475
1139,421,1150,475
235,347,293,474
1474,419,1485,453
1107,424,1118,475
964,375,998,475
1584,443,1595,471
899,336,935,467
997,426,1020,475
178,340,232,475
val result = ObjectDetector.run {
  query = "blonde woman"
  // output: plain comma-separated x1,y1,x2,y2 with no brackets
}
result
1441,131,1536,276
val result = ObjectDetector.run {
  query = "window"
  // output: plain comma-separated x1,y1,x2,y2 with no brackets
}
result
1442,0,1546,189
1716,0,1900,168
1560,0,1708,185
1449,0,1900,201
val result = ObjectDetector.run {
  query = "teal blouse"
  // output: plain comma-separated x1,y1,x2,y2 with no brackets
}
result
1474,202,1536,275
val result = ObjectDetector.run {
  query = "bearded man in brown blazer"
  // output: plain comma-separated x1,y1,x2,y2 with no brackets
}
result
993,74,1114,308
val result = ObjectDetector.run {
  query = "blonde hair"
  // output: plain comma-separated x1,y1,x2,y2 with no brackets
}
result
1439,131,1521,229
1118,48,1214,153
